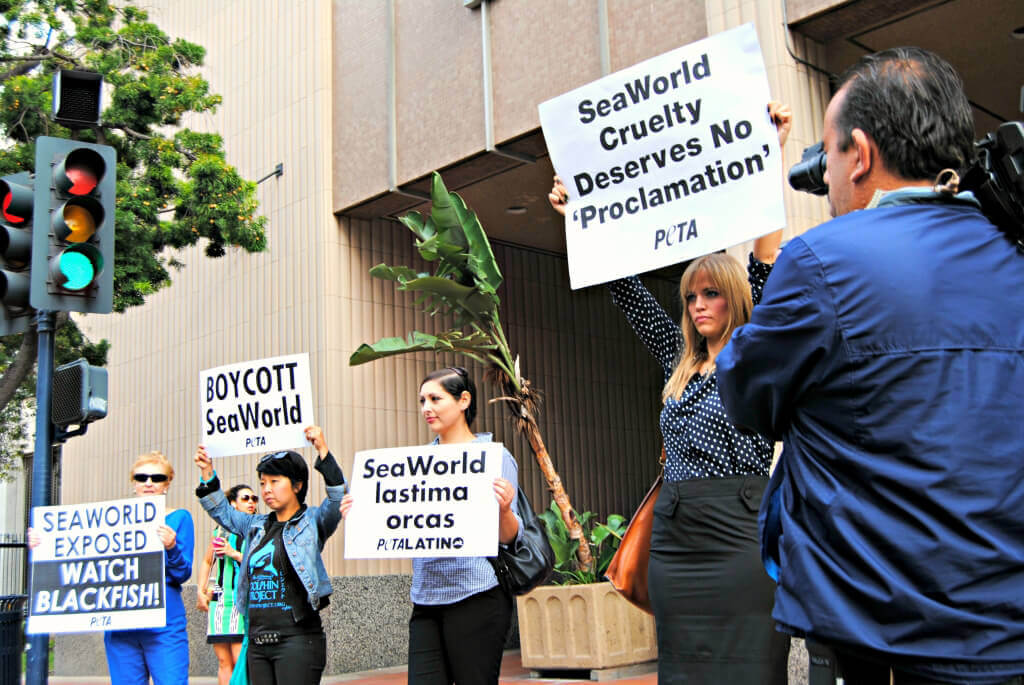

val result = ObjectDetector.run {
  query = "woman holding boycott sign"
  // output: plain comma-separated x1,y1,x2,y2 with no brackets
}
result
548,102,793,685
340,367,522,685
196,483,258,685
28,451,195,685
194,425,345,685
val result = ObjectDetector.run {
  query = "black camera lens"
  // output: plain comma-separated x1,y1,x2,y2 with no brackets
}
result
788,141,829,196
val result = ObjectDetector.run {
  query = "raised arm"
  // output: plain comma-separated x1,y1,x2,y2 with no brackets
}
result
194,445,259,536
607,276,682,375
305,425,347,546
752,101,793,265
549,175,681,374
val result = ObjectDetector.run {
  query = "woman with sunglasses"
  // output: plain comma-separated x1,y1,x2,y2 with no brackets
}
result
197,483,258,684
340,366,522,685
194,425,346,685
28,451,195,685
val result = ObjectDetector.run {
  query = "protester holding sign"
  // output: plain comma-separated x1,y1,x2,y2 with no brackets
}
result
548,102,791,685
194,425,345,685
341,367,522,685
196,483,257,685
30,451,195,685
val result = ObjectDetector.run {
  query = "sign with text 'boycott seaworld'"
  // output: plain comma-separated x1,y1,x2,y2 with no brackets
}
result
344,443,503,559
200,353,315,457
28,496,166,634
539,23,786,289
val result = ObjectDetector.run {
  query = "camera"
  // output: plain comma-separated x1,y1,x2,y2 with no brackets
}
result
787,121,1024,249
787,141,828,196
960,121,1024,249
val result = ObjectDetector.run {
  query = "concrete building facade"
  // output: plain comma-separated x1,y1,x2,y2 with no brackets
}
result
49,0,1022,676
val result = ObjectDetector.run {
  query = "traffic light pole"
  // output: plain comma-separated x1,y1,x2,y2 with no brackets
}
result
26,309,55,685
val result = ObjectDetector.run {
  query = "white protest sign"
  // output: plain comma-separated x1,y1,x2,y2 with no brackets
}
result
200,353,314,457
539,23,785,289
344,442,503,559
28,496,166,634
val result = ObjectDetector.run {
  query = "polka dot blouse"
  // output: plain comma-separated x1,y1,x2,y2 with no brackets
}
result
608,254,774,482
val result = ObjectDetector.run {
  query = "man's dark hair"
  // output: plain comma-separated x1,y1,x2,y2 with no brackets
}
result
226,483,253,503
836,47,974,181
421,367,477,426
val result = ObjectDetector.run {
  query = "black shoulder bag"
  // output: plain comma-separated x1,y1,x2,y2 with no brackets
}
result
489,488,555,595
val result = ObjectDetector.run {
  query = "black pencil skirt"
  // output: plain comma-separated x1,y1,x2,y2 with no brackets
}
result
647,475,789,685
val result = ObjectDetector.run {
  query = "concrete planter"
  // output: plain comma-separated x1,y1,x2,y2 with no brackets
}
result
516,581,657,670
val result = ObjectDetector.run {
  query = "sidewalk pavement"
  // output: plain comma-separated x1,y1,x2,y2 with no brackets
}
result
41,650,659,685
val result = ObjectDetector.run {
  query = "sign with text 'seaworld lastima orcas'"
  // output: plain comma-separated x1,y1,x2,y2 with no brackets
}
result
200,353,315,458
539,23,786,289
28,496,166,634
344,442,503,559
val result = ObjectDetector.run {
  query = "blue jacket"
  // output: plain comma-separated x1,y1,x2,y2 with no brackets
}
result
717,191,1024,680
199,455,346,618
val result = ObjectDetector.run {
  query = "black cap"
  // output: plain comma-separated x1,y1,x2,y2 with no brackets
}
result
256,450,308,503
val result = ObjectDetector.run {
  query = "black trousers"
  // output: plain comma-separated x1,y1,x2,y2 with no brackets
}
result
647,475,789,685
808,642,1024,685
408,585,513,685
247,631,327,685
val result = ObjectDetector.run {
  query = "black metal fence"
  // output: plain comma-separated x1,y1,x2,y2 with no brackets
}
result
0,533,28,596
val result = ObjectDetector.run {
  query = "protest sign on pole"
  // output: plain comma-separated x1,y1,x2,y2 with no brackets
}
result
200,352,315,458
344,442,503,559
27,496,166,634
539,23,786,289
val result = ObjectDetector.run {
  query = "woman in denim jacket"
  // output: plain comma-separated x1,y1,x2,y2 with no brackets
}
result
194,425,346,685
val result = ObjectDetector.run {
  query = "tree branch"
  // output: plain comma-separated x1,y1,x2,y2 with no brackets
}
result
112,125,153,140
0,330,37,410
106,125,198,163
0,41,81,82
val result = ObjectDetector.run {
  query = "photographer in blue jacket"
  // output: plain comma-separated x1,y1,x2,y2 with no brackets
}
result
717,47,1024,684
195,425,346,685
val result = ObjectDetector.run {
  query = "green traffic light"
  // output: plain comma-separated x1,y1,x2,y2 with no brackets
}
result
58,252,95,290
51,243,103,291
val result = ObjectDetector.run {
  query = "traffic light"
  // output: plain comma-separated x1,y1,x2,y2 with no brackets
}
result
30,136,115,313
0,171,35,335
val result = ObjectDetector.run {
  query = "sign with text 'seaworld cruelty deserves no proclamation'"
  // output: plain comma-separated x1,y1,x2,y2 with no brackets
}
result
539,23,786,289
28,496,166,634
201,353,315,458
344,443,503,559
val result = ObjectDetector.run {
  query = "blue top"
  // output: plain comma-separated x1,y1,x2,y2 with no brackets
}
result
607,255,773,481
410,433,523,605
162,508,194,627
717,192,1024,683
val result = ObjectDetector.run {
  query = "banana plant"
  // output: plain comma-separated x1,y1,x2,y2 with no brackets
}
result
349,171,593,572
539,501,626,585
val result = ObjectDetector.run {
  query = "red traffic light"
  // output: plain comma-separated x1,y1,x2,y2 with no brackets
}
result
0,179,33,225
55,148,105,196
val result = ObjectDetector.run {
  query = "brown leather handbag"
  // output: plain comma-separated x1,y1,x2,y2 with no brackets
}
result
604,448,665,615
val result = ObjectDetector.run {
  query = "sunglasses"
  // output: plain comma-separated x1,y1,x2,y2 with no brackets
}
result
258,451,290,465
133,473,169,484
237,494,258,503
